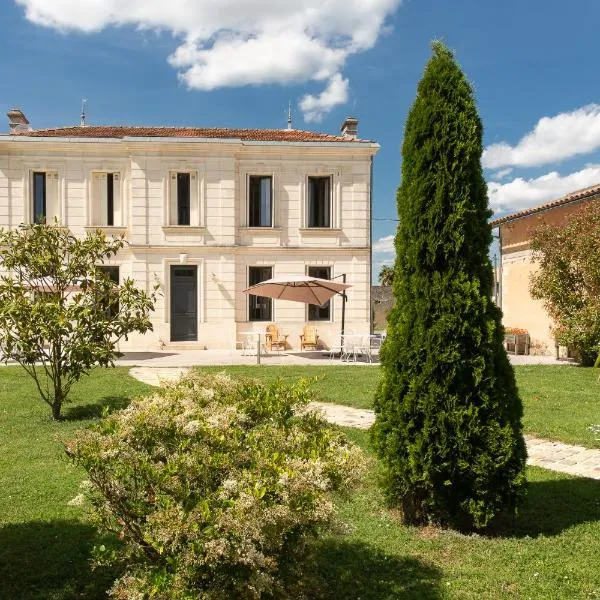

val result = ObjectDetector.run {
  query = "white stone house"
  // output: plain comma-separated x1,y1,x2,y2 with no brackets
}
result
0,109,379,351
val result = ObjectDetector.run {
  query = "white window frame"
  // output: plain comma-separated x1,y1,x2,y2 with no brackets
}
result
302,170,341,229
305,263,334,322
246,173,275,228
24,166,64,225
89,170,124,227
165,168,203,227
247,265,274,322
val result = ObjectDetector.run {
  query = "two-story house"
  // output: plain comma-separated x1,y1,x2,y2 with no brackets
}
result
0,109,379,351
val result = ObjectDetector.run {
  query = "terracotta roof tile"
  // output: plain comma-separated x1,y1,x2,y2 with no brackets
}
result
490,183,600,227
12,125,371,143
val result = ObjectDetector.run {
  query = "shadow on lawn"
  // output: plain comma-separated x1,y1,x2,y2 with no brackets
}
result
295,538,442,599
62,394,131,421
0,520,120,600
490,476,600,538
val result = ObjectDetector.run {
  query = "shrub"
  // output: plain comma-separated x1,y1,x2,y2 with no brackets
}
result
67,372,366,599
530,202,600,366
372,42,527,530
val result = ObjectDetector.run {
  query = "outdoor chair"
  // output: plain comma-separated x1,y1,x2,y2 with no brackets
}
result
300,325,319,350
265,323,288,351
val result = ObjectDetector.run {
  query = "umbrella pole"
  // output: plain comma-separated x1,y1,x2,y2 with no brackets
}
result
340,273,346,350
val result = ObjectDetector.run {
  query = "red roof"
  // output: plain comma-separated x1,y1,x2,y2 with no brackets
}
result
12,125,370,143
490,183,600,227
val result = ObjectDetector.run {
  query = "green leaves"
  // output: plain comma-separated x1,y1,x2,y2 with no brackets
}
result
68,372,366,599
530,203,600,365
0,223,157,418
372,42,526,530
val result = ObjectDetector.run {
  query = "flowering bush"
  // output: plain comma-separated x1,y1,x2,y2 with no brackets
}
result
67,372,366,599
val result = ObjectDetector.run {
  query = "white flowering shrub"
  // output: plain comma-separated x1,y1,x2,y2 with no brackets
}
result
67,372,366,599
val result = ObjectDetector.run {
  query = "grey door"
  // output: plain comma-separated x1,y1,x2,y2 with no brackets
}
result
170,266,197,341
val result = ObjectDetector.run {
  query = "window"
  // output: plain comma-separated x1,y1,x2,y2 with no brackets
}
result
307,266,331,321
248,176,272,227
91,172,121,226
33,172,46,223
96,266,119,317
307,176,331,228
32,171,59,224
248,266,272,321
169,172,197,226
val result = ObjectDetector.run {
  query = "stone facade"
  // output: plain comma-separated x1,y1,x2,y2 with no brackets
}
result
0,117,379,351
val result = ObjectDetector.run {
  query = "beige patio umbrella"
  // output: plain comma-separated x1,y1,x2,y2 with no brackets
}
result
242,274,350,305
242,275,351,361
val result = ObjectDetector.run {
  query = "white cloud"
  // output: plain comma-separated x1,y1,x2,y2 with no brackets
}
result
491,168,513,180
488,165,600,214
373,234,395,254
299,74,349,123
16,0,402,121
483,104,600,169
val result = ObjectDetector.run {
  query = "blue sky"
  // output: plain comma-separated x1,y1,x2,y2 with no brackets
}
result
3,0,600,280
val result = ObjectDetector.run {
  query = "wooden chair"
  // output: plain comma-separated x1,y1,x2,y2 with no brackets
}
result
300,325,319,350
265,323,288,351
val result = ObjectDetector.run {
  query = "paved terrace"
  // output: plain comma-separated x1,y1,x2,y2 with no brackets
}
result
115,350,575,368
128,360,599,481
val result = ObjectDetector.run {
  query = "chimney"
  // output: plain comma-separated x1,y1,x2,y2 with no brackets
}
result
340,116,358,140
7,108,30,133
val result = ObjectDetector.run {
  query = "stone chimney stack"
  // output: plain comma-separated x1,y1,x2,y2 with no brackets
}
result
340,116,358,140
7,108,30,132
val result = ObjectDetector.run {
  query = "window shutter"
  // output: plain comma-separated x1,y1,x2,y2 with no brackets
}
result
189,172,198,226
91,174,102,225
169,173,178,225
112,173,121,226
46,173,60,223
98,173,108,226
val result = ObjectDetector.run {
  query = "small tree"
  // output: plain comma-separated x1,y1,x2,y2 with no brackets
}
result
371,42,526,530
530,202,600,365
0,223,157,419
378,265,395,286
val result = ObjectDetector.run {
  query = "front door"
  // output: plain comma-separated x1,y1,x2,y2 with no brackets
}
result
170,266,197,341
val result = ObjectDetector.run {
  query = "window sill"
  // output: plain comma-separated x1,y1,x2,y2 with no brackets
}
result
162,226,207,233
299,228,341,235
239,227,282,233
85,226,127,235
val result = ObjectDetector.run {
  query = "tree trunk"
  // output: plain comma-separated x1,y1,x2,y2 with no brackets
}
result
51,377,64,420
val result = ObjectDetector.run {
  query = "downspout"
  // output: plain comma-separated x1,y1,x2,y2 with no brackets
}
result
369,154,374,334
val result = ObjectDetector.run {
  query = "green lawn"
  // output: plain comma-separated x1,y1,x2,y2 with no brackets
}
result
1,365,599,599
194,364,600,448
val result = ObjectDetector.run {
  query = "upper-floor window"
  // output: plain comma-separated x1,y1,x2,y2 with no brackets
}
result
248,266,273,321
32,171,59,224
248,175,272,227
169,172,198,226
307,266,331,321
307,176,331,228
91,172,121,226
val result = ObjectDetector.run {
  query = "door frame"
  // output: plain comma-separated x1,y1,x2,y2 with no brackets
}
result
163,258,204,337
170,264,198,342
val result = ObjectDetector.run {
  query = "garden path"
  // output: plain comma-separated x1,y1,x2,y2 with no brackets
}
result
129,367,600,480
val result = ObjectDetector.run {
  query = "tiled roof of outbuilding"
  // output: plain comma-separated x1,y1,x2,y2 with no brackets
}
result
12,125,372,143
490,183,600,226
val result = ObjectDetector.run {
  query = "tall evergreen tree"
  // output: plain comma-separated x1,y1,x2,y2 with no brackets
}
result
371,42,526,530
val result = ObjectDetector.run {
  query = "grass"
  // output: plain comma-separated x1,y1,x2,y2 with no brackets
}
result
1,365,599,598
194,364,600,447
0,367,151,599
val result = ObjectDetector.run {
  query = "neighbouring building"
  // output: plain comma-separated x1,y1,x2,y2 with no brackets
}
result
0,109,379,351
491,183,600,356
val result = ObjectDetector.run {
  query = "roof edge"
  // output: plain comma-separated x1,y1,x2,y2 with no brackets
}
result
490,183,600,227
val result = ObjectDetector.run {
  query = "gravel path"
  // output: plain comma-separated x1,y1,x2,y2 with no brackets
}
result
129,367,600,480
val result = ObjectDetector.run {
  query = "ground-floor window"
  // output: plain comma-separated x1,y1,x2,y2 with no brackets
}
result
248,266,272,321
307,265,331,321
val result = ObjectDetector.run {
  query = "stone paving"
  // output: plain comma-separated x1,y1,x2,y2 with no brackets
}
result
129,366,600,481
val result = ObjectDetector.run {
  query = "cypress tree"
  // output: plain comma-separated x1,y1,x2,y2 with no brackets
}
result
371,42,526,530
